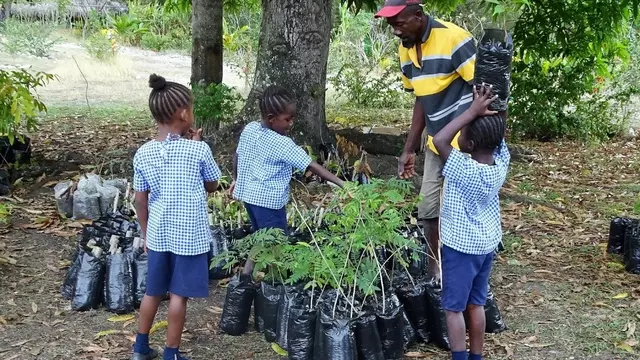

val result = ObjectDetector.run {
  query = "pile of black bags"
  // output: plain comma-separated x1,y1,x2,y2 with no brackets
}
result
60,212,147,313
219,244,507,358
607,217,640,274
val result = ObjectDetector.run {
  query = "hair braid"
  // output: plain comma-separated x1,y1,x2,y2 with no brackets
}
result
259,85,295,118
468,114,506,150
147,74,193,123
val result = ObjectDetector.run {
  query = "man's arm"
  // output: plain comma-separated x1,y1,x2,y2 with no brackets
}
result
134,191,149,242
404,98,426,154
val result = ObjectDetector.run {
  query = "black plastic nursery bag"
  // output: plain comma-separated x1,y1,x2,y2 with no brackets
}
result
424,280,450,350
208,226,231,280
61,252,82,300
219,274,256,335
396,277,431,342
104,252,135,314
625,222,640,274
608,217,631,255
375,294,405,360
255,282,282,342
473,29,513,112
485,286,507,333
276,285,299,350
313,291,357,360
355,312,385,360
72,251,105,311
287,290,317,360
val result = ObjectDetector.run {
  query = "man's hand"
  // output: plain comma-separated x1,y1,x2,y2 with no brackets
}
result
398,152,416,179
187,128,204,141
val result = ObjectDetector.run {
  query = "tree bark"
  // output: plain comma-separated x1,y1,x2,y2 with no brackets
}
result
191,0,223,134
0,0,12,22
238,0,333,148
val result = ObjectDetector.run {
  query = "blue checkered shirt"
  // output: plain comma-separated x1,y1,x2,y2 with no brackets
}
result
133,135,221,256
440,140,510,255
233,121,312,209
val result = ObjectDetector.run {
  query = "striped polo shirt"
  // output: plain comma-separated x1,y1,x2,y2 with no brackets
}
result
400,18,476,154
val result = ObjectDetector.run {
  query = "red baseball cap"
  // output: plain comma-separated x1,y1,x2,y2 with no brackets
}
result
374,0,422,18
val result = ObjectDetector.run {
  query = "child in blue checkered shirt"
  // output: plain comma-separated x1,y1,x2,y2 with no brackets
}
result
432,84,510,360
131,75,222,360
231,85,345,274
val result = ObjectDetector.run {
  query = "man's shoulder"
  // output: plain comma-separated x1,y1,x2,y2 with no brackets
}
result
431,19,473,42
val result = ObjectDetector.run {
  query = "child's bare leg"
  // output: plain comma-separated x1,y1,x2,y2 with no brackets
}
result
166,294,188,348
466,304,486,355
445,310,467,353
138,295,163,334
242,259,255,275
423,218,441,281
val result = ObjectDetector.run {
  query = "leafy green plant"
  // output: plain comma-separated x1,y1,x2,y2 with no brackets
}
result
140,32,172,51
193,82,243,130
329,63,413,109
84,31,117,60
109,14,150,45
0,69,55,143
0,19,59,58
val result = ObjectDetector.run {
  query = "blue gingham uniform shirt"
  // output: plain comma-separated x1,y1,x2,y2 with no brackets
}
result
233,121,312,210
440,140,510,255
133,136,221,256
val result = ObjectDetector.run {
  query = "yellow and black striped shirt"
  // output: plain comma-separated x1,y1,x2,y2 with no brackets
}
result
399,18,476,154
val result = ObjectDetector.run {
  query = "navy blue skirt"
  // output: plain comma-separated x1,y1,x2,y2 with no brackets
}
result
146,249,209,298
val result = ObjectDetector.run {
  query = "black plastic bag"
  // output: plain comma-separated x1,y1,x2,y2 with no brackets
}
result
396,277,431,342
485,287,507,333
287,290,317,360
425,281,450,350
220,274,255,335
132,250,148,308
313,290,357,360
401,308,417,350
375,293,405,360
625,222,640,274
72,251,105,311
609,217,632,255
255,282,281,342
104,252,135,314
355,312,384,360
473,29,513,112
276,285,299,350
408,243,428,277
208,226,231,280
61,252,82,300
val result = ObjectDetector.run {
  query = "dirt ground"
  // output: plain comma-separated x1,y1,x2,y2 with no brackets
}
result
1,38,640,360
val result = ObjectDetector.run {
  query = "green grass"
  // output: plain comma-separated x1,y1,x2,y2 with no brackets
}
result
44,105,152,126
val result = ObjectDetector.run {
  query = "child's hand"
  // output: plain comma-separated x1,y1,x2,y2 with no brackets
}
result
469,83,499,117
228,180,236,195
187,128,204,141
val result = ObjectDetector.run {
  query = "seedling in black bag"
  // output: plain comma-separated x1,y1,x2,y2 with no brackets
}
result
473,29,513,112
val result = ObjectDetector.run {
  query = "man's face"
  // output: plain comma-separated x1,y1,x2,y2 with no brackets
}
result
386,8,423,48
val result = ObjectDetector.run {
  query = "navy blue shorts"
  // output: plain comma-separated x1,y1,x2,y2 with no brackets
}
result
441,245,494,312
244,203,288,233
146,250,209,298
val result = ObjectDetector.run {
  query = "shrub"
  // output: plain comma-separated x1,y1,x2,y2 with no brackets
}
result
84,31,118,60
0,19,59,58
329,63,413,109
140,32,173,52
193,82,243,130
0,69,55,142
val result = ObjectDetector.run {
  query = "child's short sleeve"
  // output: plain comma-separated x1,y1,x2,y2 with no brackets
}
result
442,149,479,186
200,144,222,182
281,138,312,171
132,153,150,192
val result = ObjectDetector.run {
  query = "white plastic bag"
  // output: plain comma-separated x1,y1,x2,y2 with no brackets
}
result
73,190,101,220
54,180,74,218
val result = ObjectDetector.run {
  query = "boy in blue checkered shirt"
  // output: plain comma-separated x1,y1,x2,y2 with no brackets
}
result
131,75,222,360
231,85,345,274
432,84,510,360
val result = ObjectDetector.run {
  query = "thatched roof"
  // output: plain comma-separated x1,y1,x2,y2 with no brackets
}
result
10,0,128,20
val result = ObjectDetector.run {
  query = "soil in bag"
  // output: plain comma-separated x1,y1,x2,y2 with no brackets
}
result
208,226,231,280
72,251,105,311
132,250,148,308
276,284,300,350
396,276,431,343
485,287,507,334
313,290,357,360
375,293,406,360
355,312,384,360
61,252,82,300
473,29,513,112
425,280,450,350
220,274,255,335
254,282,281,342
608,217,632,255
287,289,317,360
625,221,640,274
104,252,135,314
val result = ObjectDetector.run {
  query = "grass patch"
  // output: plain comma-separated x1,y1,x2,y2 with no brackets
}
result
44,105,152,127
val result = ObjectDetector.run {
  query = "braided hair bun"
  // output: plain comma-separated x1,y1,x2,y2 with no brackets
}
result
148,74,167,91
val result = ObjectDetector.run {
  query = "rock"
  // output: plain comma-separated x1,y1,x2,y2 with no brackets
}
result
334,127,407,156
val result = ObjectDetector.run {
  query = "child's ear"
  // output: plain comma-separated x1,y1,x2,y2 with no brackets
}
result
267,113,276,123
180,108,187,121
467,140,476,152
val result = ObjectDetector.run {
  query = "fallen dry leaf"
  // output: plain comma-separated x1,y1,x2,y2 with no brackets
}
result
31,302,37,314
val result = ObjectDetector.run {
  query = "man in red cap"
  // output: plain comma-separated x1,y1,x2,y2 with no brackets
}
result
376,0,477,283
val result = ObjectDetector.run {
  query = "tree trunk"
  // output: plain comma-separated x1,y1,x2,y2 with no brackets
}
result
0,0,12,22
238,0,333,148
191,0,223,134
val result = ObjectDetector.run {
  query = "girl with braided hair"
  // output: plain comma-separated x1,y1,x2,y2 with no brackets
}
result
231,85,344,275
432,83,510,360
131,74,221,360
